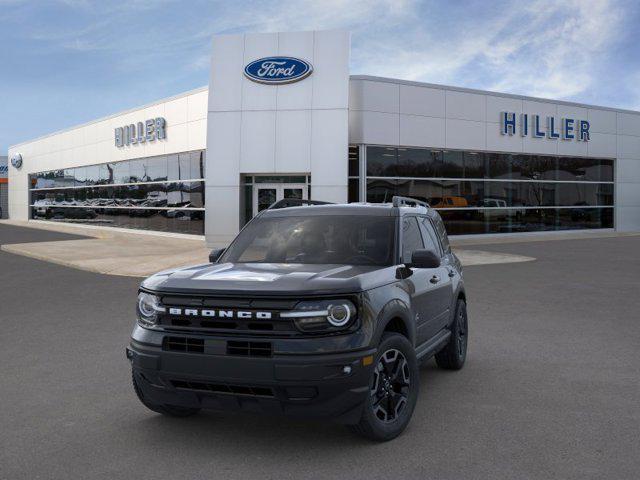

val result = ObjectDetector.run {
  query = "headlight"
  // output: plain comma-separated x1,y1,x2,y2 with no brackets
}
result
136,292,164,327
281,299,357,333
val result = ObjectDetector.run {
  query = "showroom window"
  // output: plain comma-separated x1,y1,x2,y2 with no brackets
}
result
361,146,614,234
28,150,205,235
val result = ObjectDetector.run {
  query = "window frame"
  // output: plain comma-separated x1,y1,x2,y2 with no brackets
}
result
418,215,443,257
399,215,426,265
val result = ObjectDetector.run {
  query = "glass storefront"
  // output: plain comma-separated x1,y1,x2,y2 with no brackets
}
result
29,151,205,235
349,146,615,235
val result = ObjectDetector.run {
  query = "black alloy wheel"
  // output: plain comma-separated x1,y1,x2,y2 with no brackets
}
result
371,349,411,423
455,304,468,358
435,298,468,370
350,333,419,441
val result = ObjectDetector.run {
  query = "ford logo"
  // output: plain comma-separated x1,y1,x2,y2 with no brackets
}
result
10,153,23,169
244,56,313,85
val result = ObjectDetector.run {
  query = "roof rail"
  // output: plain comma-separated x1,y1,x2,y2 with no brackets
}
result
268,198,333,210
392,196,430,209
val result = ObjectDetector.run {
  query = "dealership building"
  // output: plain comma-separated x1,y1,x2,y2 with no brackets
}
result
7,30,640,246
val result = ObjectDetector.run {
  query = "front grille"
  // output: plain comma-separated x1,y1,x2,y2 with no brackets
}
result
227,340,272,357
163,336,204,353
157,295,301,336
170,379,274,397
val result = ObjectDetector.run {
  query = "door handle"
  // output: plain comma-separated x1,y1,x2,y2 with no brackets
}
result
430,275,440,284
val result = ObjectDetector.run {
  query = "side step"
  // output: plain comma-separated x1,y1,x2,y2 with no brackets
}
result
415,329,451,361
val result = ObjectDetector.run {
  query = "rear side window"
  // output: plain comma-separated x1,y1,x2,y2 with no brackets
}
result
432,214,451,253
401,217,424,264
419,217,442,256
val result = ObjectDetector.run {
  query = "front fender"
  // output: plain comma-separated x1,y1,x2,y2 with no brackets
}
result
363,283,415,347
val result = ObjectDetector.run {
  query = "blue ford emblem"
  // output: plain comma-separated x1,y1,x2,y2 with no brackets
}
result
244,57,313,85
10,153,23,169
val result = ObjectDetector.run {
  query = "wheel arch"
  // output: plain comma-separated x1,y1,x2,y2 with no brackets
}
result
373,299,416,347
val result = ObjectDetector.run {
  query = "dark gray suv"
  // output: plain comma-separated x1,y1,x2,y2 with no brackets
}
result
127,196,468,441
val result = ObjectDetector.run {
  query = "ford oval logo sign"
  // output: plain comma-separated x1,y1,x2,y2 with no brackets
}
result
10,153,23,169
244,57,313,85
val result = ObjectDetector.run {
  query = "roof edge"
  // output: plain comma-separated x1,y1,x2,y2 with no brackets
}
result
349,75,640,116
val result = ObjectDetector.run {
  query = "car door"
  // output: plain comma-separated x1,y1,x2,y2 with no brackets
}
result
418,216,454,336
400,216,447,346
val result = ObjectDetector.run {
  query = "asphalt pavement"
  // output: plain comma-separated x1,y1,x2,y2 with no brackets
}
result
0,223,638,480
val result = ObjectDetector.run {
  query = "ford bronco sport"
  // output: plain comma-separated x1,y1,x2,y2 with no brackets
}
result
127,196,468,441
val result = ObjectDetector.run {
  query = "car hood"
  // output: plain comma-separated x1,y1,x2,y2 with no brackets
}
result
141,262,396,296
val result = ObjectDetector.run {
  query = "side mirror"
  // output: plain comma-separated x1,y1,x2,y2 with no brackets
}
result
409,249,441,269
209,248,225,263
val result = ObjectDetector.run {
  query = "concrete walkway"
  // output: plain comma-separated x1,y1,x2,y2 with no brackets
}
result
0,220,210,277
1,219,535,277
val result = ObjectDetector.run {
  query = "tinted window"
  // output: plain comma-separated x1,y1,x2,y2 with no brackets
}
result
419,217,442,256
190,151,205,179
367,146,397,177
179,152,193,180
348,178,359,203
111,161,130,184
432,214,450,252
401,217,424,264
221,215,396,266
129,159,148,183
348,145,359,176
147,155,168,182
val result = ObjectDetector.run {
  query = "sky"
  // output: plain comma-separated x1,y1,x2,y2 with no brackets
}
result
2,0,640,153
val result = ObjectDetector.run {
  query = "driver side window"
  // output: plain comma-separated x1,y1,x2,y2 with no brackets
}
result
401,217,424,264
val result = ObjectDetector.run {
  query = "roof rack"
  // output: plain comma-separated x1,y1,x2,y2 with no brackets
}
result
268,198,333,210
392,196,430,209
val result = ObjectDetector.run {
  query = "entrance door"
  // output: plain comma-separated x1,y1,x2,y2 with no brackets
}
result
253,183,308,217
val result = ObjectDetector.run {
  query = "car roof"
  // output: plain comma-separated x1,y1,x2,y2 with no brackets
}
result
261,202,433,218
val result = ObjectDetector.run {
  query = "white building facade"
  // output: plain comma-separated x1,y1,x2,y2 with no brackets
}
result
7,30,640,245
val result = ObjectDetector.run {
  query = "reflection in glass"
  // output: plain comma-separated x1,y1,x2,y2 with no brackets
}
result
348,178,359,203
364,146,615,235
129,159,148,183
397,148,441,177
366,179,397,203
111,161,130,184
258,188,277,212
28,150,206,235
147,155,168,182
367,147,397,177
191,151,205,180
30,206,204,234
348,146,359,177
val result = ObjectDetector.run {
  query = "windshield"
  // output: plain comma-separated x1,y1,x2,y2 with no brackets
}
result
220,215,396,266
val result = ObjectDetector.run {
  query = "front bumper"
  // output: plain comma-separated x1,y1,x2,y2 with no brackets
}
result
128,331,376,424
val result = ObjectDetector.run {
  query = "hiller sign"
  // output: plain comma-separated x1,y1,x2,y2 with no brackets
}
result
500,112,590,141
115,117,166,147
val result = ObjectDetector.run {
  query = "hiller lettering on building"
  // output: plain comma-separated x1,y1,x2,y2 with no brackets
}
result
500,112,590,141
115,117,166,147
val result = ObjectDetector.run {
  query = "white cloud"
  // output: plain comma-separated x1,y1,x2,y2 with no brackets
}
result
345,0,625,102
484,0,623,99
8,0,633,105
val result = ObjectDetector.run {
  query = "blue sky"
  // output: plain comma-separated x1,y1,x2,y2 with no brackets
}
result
2,0,640,153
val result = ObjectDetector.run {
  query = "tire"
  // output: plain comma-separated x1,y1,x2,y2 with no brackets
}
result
435,298,468,370
132,371,200,418
349,333,420,441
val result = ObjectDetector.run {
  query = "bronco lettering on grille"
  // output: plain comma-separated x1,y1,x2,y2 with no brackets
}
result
167,308,272,320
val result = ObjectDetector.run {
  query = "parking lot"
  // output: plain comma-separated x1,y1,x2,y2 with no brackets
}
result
1,223,638,480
